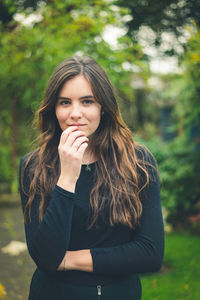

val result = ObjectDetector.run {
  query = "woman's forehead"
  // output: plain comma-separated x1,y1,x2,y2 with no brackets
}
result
59,75,94,98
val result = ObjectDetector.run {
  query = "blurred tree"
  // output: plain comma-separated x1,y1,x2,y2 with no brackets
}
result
116,0,200,55
0,0,144,190
0,0,41,24
143,25,200,230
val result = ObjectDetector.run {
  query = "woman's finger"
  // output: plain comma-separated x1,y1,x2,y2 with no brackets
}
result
64,130,86,148
59,126,78,146
72,136,89,151
76,141,88,157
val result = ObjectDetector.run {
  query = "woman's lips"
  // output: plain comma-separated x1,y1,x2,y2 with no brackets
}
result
69,124,86,126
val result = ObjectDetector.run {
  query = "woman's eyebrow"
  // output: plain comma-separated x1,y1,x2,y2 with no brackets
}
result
57,95,94,100
57,96,70,100
79,95,94,100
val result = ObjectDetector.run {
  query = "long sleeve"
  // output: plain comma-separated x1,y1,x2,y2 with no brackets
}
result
90,152,164,276
19,156,75,273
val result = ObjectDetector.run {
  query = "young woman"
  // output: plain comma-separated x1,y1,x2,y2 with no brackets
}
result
19,56,164,300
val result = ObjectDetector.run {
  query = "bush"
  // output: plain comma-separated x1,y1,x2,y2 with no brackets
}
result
137,135,200,232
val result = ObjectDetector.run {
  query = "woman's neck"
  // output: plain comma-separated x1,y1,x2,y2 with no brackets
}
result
82,147,97,165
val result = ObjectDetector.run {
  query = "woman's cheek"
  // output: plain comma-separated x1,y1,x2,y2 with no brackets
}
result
57,109,67,122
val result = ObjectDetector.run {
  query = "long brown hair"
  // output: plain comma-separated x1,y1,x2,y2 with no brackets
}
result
22,56,152,229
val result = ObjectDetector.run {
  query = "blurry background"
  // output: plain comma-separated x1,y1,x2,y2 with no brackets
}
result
0,0,200,299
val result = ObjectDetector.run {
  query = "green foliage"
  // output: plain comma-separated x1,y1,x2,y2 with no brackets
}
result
176,26,200,130
116,0,200,55
136,26,200,230
0,0,41,24
138,135,200,230
0,0,144,190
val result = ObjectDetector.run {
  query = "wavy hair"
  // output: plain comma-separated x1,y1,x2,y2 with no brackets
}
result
22,56,152,229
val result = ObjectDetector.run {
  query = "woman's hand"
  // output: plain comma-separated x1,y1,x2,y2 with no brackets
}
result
58,250,93,272
57,126,88,192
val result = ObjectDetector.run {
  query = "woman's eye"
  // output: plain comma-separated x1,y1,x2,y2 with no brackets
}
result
60,100,71,105
82,100,93,105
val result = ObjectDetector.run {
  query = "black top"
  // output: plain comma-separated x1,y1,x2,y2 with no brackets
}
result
19,149,164,287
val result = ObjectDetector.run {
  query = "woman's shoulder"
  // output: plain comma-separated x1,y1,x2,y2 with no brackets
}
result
20,150,38,166
19,150,39,179
134,143,157,168
134,143,159,186
19,151,39,194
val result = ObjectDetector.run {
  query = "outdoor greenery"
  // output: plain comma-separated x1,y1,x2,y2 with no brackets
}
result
0,0,145,191
0,0,200,238
141,233,200,300
0,0,200,299
138,25,200,231
1,0,200,229
117,0,200,56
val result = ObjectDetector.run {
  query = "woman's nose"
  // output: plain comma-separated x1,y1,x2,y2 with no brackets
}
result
70,104,82,119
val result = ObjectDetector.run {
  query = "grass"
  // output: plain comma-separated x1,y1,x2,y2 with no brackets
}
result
141,233,200,300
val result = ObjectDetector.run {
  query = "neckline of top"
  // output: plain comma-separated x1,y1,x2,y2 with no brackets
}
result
81,161,97,172
81,161,97,166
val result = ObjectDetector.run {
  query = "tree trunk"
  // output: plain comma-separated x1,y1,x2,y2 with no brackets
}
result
135,88,145,129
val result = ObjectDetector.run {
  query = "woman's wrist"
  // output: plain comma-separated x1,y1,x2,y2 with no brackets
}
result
57,176,77,193
65,250,93,272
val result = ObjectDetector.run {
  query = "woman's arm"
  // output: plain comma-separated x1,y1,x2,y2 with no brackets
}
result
20,127,89,273
58,249,93,272
59,152,164,275
90,155,164,275
19,157,76,273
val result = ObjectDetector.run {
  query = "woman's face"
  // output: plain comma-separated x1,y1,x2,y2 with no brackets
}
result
55,75,102,139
